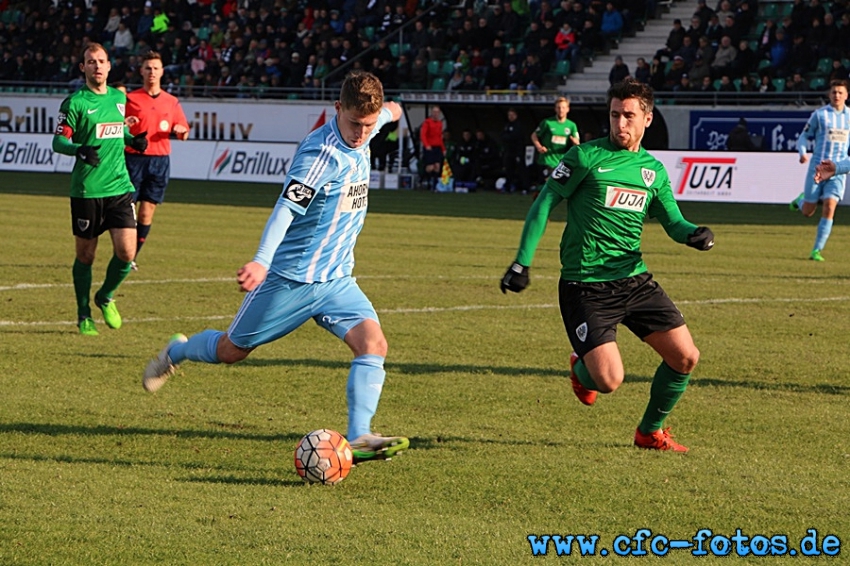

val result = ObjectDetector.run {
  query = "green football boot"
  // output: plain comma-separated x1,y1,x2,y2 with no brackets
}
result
78,317,99,336
810,249,825,262
349,433,409,464
95,294,122,329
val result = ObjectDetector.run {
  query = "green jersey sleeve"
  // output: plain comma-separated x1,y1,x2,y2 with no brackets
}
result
515,186,564,267
647,169,698,243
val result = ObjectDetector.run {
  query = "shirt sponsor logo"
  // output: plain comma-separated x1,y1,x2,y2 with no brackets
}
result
552,162,571,181
551,135,567,145
341,181,368,212
827,128,848,143
96,122,124,139
675,156,736,195
283,180,316,209
605,186,646,212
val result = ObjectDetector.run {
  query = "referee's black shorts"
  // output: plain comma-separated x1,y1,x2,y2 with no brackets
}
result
558,272,685,358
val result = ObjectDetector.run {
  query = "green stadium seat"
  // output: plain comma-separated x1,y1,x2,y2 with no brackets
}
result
816,57,833,75
363,26,375,40
441,60,455,75
810,77,827,91
760,3,779,18
431,77,446,90
427,59,441,76
772,78,785,91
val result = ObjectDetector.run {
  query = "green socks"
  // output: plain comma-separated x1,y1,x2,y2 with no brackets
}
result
72,259,93,319
573,357,599,391
96,254,132,302
638,362,691,434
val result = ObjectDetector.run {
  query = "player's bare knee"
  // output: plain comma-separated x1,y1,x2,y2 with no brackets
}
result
359,334,388,357
671,347,700,374
595,372,624,393
217,340,252,364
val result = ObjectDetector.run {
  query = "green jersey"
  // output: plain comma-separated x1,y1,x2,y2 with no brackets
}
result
516,137,697,282
52,86,134,198
533,116,579,168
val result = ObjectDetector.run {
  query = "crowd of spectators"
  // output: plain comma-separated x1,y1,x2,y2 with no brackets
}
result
613,0,850,97
1,0,849,98
0,0,652,97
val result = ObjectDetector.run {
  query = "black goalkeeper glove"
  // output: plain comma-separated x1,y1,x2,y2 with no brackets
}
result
128,131,148,153
686,226,715,251
500,262,530,294
76,145,101,167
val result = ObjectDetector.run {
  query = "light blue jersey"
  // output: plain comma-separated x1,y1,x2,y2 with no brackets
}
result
800,104,850,202
264,106,392,283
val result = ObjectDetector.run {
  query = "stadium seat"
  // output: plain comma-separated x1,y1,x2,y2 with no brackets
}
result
441,60,455,76
809,77,826,91
758,59,772,72
544,60,570,84
772,78,785,92
431,77,446,90
363,26,375,41
427,59,441,76
760,2,779,18
816,57,833,76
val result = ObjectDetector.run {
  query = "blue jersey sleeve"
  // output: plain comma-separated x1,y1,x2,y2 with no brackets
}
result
280,142,341,215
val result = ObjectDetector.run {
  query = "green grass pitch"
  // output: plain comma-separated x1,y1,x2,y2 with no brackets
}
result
0,172,848,564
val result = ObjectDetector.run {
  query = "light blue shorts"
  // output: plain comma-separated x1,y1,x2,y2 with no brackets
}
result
227,273,379,349
804,167,847,202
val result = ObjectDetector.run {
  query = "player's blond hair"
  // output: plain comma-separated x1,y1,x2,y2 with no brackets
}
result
80,42,108,61
339,71,384,115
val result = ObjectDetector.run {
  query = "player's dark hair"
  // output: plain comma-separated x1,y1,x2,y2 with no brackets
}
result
829,79,849,91
339,71,384,115
607,79,655,114
142,51,163,62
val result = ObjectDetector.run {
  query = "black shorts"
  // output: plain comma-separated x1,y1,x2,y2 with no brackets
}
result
70,192,136,239
423,148,444,167
126,154,171,204
558,272,685,358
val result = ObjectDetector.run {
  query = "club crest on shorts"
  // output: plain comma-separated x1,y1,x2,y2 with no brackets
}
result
77,218,90,232
283,180,316,209
641,168,656,187
576,322,588,342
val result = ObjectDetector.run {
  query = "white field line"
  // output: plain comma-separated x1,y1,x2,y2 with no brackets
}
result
1,296,849,328
3,273,849,293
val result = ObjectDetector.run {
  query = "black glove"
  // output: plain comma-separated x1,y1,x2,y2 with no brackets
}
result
500,262,530,293
76,145,101,167
128,131,148,153
686,226,715,251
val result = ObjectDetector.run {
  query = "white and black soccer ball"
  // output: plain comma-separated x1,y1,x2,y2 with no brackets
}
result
294,429,353,485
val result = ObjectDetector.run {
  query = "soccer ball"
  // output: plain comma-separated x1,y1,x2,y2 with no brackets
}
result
294,429,353,485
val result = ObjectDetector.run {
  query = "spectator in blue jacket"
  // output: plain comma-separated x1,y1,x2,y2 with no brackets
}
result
600,2,624,45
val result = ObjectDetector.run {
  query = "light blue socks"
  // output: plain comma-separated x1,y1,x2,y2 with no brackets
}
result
346,354,386,440
169,329,223,364
814,218,833,252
